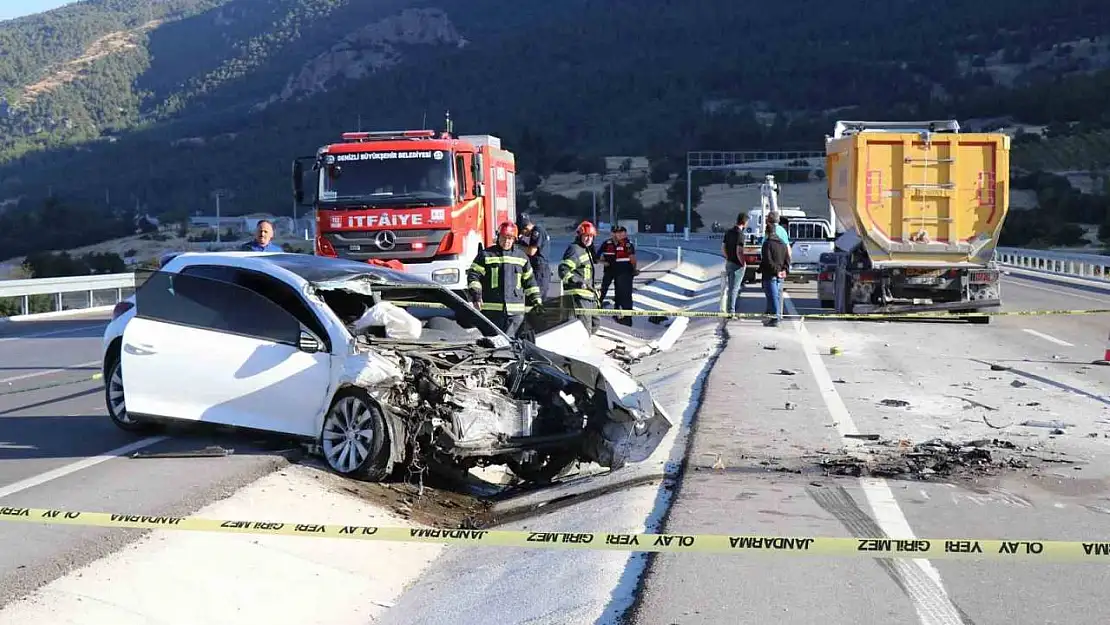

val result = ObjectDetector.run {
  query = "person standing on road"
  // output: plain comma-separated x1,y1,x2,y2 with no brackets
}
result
559,221,601,334
467,221,543,337
722,212,748,314
611,226,637,326
597,228,618,307
240,219,282,252
516,213,552,299
760,218,790,327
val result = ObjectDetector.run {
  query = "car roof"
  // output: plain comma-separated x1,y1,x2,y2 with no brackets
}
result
163,252,432,287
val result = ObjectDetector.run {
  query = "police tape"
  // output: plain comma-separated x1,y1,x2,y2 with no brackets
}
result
392,300,1110,321
2,505,1109,562
0,372,101,396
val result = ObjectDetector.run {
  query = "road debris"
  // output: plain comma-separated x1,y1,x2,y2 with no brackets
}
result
880,399,910,408
776,368,798,376
948,395,998,411
131,445,234,459
818,437,1039,480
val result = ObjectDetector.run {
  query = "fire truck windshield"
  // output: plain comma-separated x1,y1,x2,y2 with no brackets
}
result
318,153,453,206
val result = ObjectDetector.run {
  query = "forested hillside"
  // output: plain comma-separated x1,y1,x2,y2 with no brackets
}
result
1,0,1109,260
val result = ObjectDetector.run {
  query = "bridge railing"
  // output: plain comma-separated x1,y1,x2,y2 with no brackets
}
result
0,273,136,318
1,245,1106,320
994,247,1109,282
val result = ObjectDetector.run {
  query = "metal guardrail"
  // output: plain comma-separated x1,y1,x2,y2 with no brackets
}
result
0,272,136,317
994,247,1109,282
1,244,1106,320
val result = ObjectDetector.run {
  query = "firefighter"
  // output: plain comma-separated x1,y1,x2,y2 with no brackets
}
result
558,220,601,334
516,213,552,299
597,228,618,307
467,221,543,337
611,225,637,326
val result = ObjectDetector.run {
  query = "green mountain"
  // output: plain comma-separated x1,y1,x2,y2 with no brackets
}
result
1,0,1109,260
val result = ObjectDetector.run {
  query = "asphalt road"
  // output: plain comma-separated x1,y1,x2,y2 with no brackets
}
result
629,272,1110,625
0,312,296,607
0,245,673,611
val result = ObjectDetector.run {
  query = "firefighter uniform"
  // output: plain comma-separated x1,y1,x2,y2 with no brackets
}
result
558,239,600,334
597,236,617,306
516,216,552,299
467,244,542,337
612,237,637,325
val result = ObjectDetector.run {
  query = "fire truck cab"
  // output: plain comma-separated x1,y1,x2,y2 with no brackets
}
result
292,128,516,292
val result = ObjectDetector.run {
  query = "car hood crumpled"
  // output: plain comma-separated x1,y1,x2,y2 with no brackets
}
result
531,319,673,469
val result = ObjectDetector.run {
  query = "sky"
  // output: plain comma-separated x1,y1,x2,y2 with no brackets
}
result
0,0,79,22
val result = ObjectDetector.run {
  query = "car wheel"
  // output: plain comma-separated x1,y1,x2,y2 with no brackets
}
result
320,388,392,482
104,356,160,433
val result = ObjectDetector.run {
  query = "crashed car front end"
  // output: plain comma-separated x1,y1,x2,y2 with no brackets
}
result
313,276,673,482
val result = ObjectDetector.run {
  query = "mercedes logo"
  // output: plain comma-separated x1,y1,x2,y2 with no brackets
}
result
375,230,397,250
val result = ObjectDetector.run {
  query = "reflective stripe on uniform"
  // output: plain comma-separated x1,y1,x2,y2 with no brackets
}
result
486,255,527,266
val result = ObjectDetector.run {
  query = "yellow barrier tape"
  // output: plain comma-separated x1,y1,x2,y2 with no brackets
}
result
394,300,1110,321
2,506,1109,562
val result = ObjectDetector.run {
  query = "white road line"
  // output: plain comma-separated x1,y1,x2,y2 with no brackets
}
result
783,293,964,625
1003,277,1110,304
0,324,104,343
0,436,168,501
0,360,101,385
1022,328,1075,347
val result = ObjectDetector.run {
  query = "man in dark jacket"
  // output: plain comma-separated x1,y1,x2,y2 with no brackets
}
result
516,213,552,299
467,221,543,337
759,217,790,327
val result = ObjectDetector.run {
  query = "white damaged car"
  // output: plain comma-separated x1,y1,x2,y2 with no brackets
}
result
101,252,672,483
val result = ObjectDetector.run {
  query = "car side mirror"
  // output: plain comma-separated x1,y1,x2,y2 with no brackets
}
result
298,330,321,353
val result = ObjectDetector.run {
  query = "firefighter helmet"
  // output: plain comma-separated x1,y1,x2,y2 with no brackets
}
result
577,221,598,237
498,221,519,238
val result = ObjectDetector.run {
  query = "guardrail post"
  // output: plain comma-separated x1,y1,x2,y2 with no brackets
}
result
677,246,683,267
21,295,29,315
55,292,62,313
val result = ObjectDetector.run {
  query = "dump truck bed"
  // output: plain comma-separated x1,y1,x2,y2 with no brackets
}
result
825,121,1010,268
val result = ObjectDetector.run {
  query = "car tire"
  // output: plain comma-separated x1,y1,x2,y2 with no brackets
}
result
104,355,161,434
320,387,393,482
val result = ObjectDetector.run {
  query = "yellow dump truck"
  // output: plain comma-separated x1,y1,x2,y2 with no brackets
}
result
824,120,1010,322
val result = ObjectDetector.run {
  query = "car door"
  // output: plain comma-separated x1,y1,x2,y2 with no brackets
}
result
121,269,332,437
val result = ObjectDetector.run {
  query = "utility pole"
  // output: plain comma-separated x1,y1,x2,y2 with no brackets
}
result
211,189,231,244
608,180,614,226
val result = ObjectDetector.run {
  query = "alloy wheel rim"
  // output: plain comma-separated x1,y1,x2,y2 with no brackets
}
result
322,396,376,473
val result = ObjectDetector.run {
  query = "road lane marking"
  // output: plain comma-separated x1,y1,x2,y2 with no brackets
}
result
1003,277,1110,304
1022,329,1074,347
783,293,965,625
0,324,105,343
0,360,101,385
0,436,168,501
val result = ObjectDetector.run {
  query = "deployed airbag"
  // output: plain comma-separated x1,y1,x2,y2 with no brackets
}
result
352,301,422,340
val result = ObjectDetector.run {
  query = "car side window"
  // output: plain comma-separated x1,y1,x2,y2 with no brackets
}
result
180,264,330,349
230,269,331,349
135,271,301,346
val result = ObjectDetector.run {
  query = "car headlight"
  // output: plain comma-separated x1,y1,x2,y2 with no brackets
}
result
431,268,459,284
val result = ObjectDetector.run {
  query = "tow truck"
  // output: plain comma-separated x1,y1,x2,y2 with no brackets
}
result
740,174,835,284
291,121,516,291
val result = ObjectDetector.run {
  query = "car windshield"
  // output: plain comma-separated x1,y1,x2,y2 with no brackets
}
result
313,279,509,346
318,152,453,207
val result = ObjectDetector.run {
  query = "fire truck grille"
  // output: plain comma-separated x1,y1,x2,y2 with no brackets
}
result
324,229,447,261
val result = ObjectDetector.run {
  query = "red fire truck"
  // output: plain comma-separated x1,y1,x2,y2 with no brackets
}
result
292,127,517,290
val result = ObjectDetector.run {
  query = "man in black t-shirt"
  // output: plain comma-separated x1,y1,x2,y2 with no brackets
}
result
722,211,748,314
